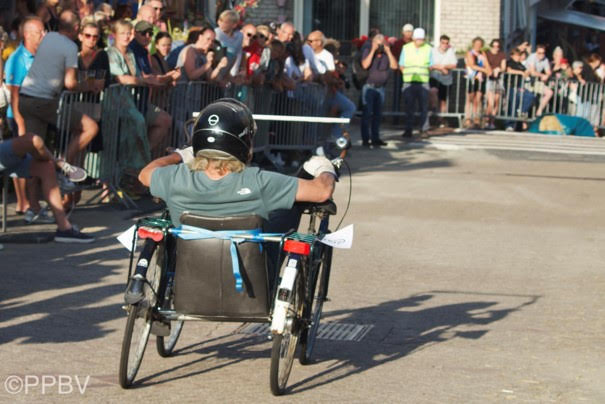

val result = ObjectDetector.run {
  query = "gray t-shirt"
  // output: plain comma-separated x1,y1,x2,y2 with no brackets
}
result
526,53,550,73
151,164,298,226
214,28,243,61
20,32,78,99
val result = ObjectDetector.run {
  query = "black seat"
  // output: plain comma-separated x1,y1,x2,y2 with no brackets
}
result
173,212,271,321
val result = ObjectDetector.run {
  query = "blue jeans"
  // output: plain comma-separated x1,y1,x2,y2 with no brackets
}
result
325,90,356,138
505,89,535,129
361,85,385,142
403,83,429,132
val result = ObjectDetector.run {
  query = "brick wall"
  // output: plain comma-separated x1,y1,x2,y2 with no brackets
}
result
439,0,501,53
242,0,294,26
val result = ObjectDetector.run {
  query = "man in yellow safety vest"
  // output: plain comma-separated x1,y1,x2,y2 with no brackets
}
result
399,27,433,138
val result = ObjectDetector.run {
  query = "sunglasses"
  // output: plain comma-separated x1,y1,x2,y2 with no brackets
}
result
139,30,153,37
83,33,99,39
254,33,267,40
246,32,255,37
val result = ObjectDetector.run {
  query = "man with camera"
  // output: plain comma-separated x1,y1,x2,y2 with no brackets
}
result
360,33,398,147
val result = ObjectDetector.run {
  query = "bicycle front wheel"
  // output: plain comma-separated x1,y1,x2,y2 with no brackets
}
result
299,245,332,365
118,241,164,388
118,303,152,388
270,271,304,396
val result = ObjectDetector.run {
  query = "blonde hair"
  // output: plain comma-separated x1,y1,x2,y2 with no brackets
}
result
189,150,245,173
112,18,133,33
256,25,270,38
218,10,240,24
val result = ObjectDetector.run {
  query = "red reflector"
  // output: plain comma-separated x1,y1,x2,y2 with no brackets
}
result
283,239,310,255
137,227,164,242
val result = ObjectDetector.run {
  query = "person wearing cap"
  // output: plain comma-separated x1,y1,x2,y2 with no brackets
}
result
129,20,180,82
125,99,336,302
391,23,414,124
135,1,167,54
399,27,433,138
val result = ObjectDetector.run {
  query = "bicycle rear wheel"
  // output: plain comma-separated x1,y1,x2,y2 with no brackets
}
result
299,245,332,365
270,271,304,396
118,242,163,388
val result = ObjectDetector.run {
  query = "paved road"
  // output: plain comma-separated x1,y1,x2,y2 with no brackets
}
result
1,130,604,402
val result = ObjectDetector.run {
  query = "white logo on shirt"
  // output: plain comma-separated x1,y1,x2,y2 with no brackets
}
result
237,188,251,195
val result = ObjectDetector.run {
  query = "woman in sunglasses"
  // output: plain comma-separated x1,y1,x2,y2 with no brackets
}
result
244,25,271,84
78,21,110,89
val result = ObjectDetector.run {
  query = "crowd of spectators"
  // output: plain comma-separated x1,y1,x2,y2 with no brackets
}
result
376,22,605,136
0,1,363,243
0,2,604,246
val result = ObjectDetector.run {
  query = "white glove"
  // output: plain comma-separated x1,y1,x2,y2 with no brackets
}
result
303,156,336,178
175,146,194,165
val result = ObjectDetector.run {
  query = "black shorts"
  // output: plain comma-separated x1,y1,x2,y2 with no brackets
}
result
467,78,486,94
429,78,449,101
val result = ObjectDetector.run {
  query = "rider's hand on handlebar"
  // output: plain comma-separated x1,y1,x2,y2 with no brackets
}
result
303,156,337,178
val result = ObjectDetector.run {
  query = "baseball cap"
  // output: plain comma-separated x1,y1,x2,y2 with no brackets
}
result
402,23,414,33
412,27,425,40
134,20,154,33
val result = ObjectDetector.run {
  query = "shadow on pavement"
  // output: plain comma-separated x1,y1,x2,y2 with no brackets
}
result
288,290,540,394
0,219,130,344
129,290,539,392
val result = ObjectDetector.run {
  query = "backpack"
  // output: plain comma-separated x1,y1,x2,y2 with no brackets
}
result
351,50,369,90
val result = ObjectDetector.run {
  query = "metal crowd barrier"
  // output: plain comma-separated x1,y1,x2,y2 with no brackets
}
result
364,67,605,130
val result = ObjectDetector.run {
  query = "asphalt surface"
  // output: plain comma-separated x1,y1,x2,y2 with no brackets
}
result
1,127,604,403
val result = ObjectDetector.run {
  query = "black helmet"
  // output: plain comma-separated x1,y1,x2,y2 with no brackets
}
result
191,98,256,163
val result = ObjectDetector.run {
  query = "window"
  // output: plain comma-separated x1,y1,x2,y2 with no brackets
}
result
312,0,360,40
370,0,435,39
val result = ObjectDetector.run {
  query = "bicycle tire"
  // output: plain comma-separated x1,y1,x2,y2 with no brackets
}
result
156,320,184,357
269,270,304,396
118,303,152,388
299,245,332,365
118,242,163,388
156,282,184,357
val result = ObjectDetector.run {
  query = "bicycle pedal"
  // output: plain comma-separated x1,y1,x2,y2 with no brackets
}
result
151,322,170,336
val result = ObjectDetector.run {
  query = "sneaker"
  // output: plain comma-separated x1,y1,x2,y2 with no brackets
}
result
362,140,370,147
124,274,145,304
58,161,87,183
402,130,413,138
24,207,55,224
56,172,77,193
54,227,95,243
